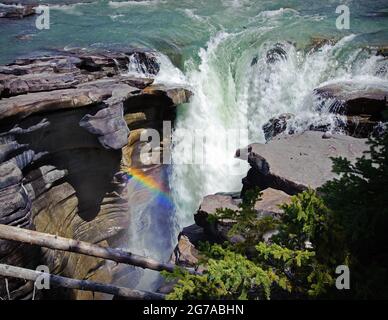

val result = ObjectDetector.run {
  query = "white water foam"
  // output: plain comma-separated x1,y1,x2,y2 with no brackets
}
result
125,51,187,86
171,30,388,229
50,2,96,16
171,32,250,227
108,0,165,8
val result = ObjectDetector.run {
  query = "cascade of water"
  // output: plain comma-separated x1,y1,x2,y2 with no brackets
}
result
171,28,388,229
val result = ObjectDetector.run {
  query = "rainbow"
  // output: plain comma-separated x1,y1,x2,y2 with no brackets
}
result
123,168,173,208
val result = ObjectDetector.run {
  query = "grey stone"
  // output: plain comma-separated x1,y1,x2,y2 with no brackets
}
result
240,131,368,194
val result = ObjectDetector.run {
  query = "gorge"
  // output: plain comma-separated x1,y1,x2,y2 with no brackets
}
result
0,0,387,300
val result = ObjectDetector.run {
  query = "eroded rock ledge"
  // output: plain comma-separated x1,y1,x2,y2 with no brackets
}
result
239,131,368,195
0,50,191,299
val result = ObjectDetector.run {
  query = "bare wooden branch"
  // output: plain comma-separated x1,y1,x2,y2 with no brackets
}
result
0,224,198,274
0,264,164,300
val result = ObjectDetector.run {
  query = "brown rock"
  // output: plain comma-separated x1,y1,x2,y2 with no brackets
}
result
255,188,291,217
171,235,200,267
124,112,147,126
143,85,192,106
376,46,388,57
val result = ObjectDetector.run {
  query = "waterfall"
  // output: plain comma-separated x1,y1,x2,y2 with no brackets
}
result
123,52,189,291
120,6,388,292
171,28,388,229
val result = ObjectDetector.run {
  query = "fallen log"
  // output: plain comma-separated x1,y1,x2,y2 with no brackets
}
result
0,264,164,300
0,224,198,274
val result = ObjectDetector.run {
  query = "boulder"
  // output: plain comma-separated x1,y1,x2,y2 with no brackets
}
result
263,80,388,140
344,115,384,138
142,84,192,106
194,194,240,242
263,113,386,141
314,79,388,120
255,188,291,218
127,51,160,76
172,235,199,267
262,113,295,141
377,46,388,57
266,43,288,64
197,194,240,217
239,131,368,195
170,225,208,268
194,189,290,241
79,102,130,150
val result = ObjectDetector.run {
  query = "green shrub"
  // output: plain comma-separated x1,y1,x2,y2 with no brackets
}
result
320,133,388,299
163,244,283,300
165,189,334,300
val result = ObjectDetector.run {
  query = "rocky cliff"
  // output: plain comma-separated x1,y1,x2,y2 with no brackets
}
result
0,49,191,299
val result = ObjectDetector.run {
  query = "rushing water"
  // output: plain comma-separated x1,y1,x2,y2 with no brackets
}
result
1,0,388,289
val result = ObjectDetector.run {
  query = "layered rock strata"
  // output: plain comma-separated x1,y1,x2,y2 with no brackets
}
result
0,50,191,299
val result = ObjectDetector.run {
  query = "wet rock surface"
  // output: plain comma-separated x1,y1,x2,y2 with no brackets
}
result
0,2,36,19
266,43,288,64
315,80,388,120
261,79,388,142
263,113,295,141
306,36,336,52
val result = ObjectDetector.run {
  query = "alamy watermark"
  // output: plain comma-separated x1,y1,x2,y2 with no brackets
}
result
138,121,249,175
336,265,350,290
32,4,351,31
336,4,350,30
35,6,50,30
34,265,50,290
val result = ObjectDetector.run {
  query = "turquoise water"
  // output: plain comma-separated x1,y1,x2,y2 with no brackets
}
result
2,1,388,290
1,0,388,65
